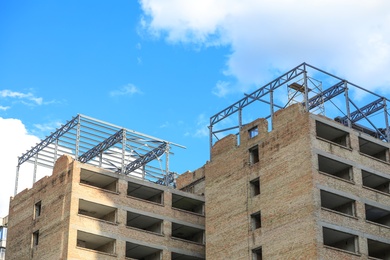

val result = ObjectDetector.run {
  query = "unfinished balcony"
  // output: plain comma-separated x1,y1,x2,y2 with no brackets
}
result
78,199,117,223
362,170,390,194
76,230,116,255
125,242,161,260
316,121,349,147
320,190,356,217
322,227,358,254
367,239,390,260
127,181,163,204
126,211,163,235
365,204,390,228
318,155,353,182
172,222,204,244
359,137,388,162
80,169,118,193
172,194,204,215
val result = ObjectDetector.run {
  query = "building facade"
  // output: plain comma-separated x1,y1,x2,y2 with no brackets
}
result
0,216,7,260
6,155,205,260
177,104,390,259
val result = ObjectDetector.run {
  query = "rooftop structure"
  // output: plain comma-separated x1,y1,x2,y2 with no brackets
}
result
209,62,390,153
15,114,185,195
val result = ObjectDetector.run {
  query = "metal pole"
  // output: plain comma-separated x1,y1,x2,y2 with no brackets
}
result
303,65,309,112
33,153,38,184
75,115,81,160
121,129,126,174
239,108,242,130
270,90,274,130
383,98,390,142
14,164,20,196
165,144,170,186
209,123,213,161
344,82,351,128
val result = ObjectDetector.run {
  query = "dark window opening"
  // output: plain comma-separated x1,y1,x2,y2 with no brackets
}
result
320,190,355,216
78,199,117,223
318,155,352,181
172,194,204,215
251,212,261,230
172,222,204,244
323,227,358,253
32,230,39,247
250,178,260,197
127,182,163,204
249,146,259,164
126,211,163,234
172,252,205,260
365,204,390,228
362,170,390,194
252,247,263,260
367,239,390,259
126,242,161,259
77,231,116,255
316,121,349,147
80,169,118,192
359,137,388,162
34,201,42,219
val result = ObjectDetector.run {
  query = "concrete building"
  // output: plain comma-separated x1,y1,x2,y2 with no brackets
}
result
0,216,7,260
6,155,205,259
5,63,390,259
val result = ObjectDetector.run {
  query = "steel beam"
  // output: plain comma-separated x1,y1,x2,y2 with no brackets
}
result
335,98,385,125
120,142,167,175
306,81,345,110
210,63,306,125
78,129,124,163
17,115,79,166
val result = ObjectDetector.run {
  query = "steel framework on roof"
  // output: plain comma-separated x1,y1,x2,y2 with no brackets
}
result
209,62,390,157
15,114,185,195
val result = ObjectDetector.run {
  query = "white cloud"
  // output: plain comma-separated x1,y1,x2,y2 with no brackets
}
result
0,89,43,106
110,84,142,97
139,0,390,95
194,113,209,137
33,121,62,136
212,80,231,97
0,118,43,217
0,105,10,111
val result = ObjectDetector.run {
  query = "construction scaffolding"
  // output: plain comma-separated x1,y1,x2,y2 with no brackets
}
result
209,62,390,157
15,114,185,195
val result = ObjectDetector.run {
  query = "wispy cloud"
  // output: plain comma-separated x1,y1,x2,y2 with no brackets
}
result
33,121,62,134
0,105,10,111
110,84,142,97
194,113,209,137
0,89,43,105
212,80,231,97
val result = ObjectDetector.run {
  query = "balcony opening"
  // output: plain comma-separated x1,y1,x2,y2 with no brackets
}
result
77,230,116,255
250,178,260,197
323,227,358,253
318,155,352,181
78,199,117,223
365,204,390,228
367,239,390,260
172,252,205,260
127,182,163,204
34,201,42,219
316,121,349,147
252,247,262,260
80,169,118,192
249,126,259,139
172,194,204,215
320,190,355,216
362,170,390,194
126,211,163,234
249,145,259,165
125,241,161,259
172,222,204,244
251,211,261,230
359,137,388,162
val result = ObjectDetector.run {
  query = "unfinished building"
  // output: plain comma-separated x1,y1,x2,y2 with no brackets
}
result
5,63,390,259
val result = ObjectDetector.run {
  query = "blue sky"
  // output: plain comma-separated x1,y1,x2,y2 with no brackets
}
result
1,0,390,216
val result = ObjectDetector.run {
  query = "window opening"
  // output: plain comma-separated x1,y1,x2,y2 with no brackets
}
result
320,190,355,216
250,178,260,197
249,127,259,138
252,247,263,260
359,137,388,162
323,227,358,253
249,146,259,164
251,211,261,230
318,155,352,181
365,204,390,228
32,230,39,247
362,170,390,194
316,121,349,147
34,201,42,219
